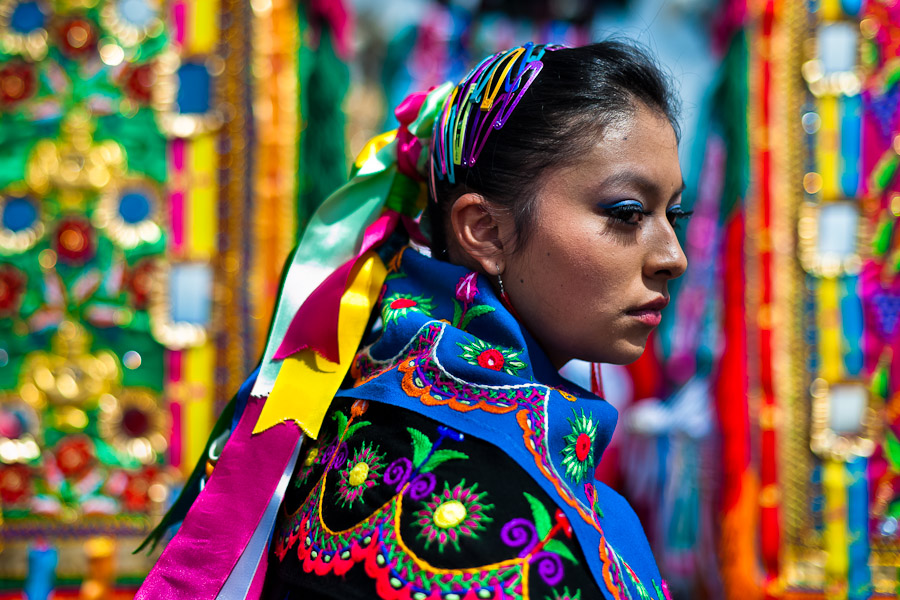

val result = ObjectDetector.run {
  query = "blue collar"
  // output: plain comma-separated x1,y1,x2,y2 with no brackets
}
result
336,247,666,600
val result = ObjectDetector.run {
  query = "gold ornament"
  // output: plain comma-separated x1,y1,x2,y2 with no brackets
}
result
20,320,120,408
92,176,163,249
25,109,127,197
97,387,167,464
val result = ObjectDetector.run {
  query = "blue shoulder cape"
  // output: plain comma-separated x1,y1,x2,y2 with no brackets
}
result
331,247,669,600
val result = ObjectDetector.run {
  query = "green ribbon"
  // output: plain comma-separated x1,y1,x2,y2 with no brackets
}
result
249,83,452,398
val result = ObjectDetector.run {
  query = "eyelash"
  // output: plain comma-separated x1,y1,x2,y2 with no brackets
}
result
600,201,694,229
667,206,694,230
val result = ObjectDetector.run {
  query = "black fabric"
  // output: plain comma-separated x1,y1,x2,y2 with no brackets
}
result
261,397,603,599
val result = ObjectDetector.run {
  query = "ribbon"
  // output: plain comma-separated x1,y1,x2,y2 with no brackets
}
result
256,251,386,436
273,211,398,363
135,395,301,600
250,84,452,400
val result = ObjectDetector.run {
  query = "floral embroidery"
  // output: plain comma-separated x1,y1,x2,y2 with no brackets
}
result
560,409,598,483
413,479,493,552
336,442,385,508
547,588,582,600
293,445,321,488
452,272,495,329
381,293,436,325
457,337,527,376
337,249,662,600
274,476,528,598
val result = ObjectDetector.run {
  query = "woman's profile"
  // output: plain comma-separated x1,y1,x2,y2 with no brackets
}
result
137,40,689,600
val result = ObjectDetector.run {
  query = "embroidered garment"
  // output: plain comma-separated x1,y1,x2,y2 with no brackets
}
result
263,248,670,600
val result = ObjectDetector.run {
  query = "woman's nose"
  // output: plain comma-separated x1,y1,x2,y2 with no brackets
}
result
644,222,688,280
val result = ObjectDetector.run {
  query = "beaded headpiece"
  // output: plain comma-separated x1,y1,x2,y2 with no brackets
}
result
431,42,561,187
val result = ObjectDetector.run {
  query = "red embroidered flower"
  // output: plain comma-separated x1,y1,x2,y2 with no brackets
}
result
54,436,94,480
54,217,95,265
0,464,31,505
57,17,98,59
575,433,591,462
0,264,26,316
476,348,505,371
0,61,37,108
126,260,155,308
390,297,417,309
120,63,155,104
122,466,158,512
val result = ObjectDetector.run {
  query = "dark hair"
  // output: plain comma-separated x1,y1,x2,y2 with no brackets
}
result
426,41,681,257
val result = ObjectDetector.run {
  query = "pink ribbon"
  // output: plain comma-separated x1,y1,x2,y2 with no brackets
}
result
395,90,429,181
274,210,399,363
135,395,300,600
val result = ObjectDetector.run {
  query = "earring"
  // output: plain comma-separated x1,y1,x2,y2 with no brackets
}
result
496,264,505,298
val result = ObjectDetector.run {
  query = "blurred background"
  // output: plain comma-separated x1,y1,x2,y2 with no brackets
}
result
0,0,896,597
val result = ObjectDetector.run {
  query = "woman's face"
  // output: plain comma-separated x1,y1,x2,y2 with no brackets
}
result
502,102,687,368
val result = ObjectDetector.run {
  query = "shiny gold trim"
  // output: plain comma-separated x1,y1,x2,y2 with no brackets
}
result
92,176,163,249
97,387,168,464
153,50,224,139
0,0,50,60
0,186,45,253
148,260,208,349
98,0,164,48
25,109,127,194
809,378,879,461
797,201,866,276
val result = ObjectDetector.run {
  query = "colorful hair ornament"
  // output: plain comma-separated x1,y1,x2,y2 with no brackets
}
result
431,42,561,186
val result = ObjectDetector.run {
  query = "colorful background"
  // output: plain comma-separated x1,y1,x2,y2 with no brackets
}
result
0,0,898,598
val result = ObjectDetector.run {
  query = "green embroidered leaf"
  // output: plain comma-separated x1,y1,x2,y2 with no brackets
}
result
460,304,495,329
522,491,552,538
332,410,348,436
345,420,371,439
407,427,431,467
420,449,469,473
543,539,579,565
452,299,462,327
886,429,900,471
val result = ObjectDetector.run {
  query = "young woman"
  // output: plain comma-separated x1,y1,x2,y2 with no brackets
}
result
138,41,688,600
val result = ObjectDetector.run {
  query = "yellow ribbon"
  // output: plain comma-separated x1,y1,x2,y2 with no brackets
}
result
253,251,387,437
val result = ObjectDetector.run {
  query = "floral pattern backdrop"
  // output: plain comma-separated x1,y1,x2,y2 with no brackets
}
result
0,0,229,584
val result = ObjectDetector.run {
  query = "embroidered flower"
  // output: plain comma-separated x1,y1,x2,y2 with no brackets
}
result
120,62,155,104
0,464,31,505
457,337,527,376
0,264,26,317
0,61,37,108
54,217,95,265
336,441,385,508
455,272,478,304
545,587,582,600
54,435,95,480
125,259,155,308
56,17,98,59
414,479,493,552
381,293,435,326
560,409,598,483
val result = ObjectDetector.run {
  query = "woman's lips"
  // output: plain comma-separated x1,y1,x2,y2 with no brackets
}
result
626,309,662,327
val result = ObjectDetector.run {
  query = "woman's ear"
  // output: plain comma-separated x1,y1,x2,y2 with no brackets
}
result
448,193,508,274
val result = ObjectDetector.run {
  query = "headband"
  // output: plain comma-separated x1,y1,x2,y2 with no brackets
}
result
432,42,560,187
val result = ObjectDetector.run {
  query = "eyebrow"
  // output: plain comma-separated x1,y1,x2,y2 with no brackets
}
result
597,171,686,200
